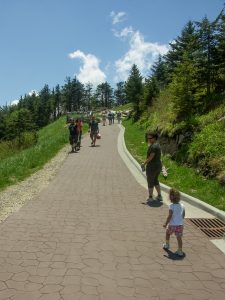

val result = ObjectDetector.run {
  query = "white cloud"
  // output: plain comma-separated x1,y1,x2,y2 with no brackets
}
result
114,27,169,82
28,90,39,96
10,99,19,106
110,11,126,25
69,50,106,86
113,26,133,38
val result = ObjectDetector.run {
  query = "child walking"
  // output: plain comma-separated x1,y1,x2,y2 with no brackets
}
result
163,188,185,256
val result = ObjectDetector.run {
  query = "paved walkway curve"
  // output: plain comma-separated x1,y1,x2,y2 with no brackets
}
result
0,124,225,300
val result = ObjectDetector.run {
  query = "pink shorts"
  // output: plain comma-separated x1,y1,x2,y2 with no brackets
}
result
167,225,183,237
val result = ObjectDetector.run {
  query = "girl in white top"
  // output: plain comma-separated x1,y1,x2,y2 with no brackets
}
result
163,189,185,256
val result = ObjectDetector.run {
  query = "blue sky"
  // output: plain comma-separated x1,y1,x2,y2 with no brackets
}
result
0,0,224,106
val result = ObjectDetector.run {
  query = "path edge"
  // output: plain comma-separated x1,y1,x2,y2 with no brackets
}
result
119,124,225,222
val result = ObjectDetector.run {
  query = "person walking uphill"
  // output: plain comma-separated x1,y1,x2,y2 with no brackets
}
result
76,118,83,149
141,132,162,202
89,116,99,147
68,119,78,152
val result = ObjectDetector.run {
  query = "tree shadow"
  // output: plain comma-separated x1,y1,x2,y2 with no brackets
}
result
163,249,186,260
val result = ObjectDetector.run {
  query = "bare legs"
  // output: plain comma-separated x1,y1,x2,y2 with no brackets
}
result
148,185,161,198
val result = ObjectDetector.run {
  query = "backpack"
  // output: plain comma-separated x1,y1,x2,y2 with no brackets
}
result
69,124,76,135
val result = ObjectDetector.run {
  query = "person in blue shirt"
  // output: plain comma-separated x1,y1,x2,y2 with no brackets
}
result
89,116,99,147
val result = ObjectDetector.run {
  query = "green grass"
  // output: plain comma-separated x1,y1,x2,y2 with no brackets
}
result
113,103,133,112
123,118,225,211
0,116,88,191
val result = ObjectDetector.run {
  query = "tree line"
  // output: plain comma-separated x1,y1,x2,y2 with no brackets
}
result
126,7,225,121
0,78,127,142
1,5,224,144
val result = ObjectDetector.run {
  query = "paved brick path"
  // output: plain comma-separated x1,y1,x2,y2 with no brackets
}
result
0,125,225,300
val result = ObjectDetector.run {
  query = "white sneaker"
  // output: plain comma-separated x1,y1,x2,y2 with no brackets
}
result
163,243,170,250
175,250,184,257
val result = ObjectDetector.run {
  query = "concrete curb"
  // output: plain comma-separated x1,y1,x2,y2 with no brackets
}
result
120,124,225,222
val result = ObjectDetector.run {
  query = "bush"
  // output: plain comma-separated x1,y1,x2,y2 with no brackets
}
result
188,121,225,178
0,131,38,160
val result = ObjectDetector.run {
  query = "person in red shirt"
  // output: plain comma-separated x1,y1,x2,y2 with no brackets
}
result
76,118,83,149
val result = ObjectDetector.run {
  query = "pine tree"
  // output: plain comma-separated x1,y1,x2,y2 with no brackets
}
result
83,83,93,111
215,9,225,93
169,52,203,119
125,64,143,119
38,84,52,127
0,109,6,140
166,21,199,80
6,108,36,144
143,76,160,108
195,17,218,105
151,55,169,89
114,82,126,106
96,82,114,108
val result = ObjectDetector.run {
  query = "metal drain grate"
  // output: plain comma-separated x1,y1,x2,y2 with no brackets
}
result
187,218,225,238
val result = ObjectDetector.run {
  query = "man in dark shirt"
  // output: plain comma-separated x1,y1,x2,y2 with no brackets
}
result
68,119,78,152
142,132,162,201
89,116,99,147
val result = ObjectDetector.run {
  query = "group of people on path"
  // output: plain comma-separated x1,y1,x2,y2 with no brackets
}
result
67,115,101,151
68,118,83,152
102,110,122,126
141,131,185,257
67,114,185,257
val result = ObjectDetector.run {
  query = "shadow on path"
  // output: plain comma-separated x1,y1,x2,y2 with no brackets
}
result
163,249,186,260
141,200,163,208
88,145,101,148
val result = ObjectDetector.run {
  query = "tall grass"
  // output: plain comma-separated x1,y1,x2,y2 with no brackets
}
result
0,132,38,160
123,118,225,211
0,116,87,191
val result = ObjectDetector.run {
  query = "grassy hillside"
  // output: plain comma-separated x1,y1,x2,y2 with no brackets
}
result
0,116,87,191
135,91,225,185
123,118,225,211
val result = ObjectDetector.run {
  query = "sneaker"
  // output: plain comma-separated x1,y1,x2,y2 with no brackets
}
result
147,196,153,202
163,243,170,250
175,250,184,257
156,195,163,201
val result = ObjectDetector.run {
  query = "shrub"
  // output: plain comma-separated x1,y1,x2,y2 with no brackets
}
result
0,131,38,160
188,121,225,178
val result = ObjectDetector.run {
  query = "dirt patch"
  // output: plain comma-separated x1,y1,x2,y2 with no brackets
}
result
0,145,70,223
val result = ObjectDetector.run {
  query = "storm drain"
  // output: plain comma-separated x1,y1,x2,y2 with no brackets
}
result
187,218,225,238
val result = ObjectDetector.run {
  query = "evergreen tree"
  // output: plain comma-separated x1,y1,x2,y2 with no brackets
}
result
151,55,169,89
96,82,114,108
62,77,84,112
54,84,62,117
71,77,84,111
195,17,218,105
169,52,203,119
125,64,143,119
214,9,225,93
6,108,36,144
142,76,160,108
83,83,93,111
166,21,199,80
0,109,6,140
62,77,73,112
114,82,126,106
38,84,52,127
